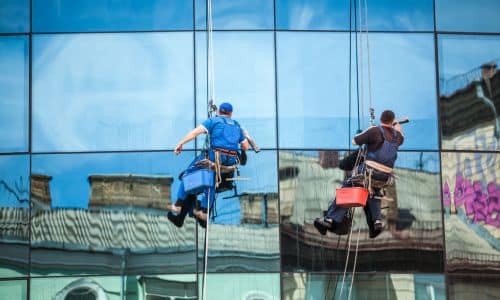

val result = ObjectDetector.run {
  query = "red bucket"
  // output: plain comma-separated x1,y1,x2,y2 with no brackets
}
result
336,187,369,208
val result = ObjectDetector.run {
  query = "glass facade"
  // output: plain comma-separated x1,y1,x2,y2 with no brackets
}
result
0,0,499,299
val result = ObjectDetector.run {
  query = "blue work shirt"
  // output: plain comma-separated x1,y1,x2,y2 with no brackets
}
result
202,116,245,151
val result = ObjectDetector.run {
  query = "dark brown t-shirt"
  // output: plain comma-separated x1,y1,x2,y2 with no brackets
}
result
354,126,404,152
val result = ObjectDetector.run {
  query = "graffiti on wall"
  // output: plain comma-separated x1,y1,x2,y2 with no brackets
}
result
442,152,499,229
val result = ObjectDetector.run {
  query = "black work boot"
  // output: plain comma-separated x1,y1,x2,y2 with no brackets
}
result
314,218,335,235
167,196,196,228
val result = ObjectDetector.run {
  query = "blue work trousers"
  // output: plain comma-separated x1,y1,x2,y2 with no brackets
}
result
176,150,237,210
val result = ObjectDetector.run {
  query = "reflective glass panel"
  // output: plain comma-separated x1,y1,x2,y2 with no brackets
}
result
195,32,276,149
199,273,280,299
30,276,121,300
282,273,445,300
0,0,29,33
441,152,500,273
32,33,194,152
276,0,350,30
280,151,443,272
448,274,500,299
197,151,279,272
0,36,28,152
277,32,350,149
0,155,29,278
125,274,197,299
438,35,500,151
0,280,27,299
363,0,434,31
195,0,274,30
350,33,438,150
436,0,500,33
33,0,192,32
30,152,196,276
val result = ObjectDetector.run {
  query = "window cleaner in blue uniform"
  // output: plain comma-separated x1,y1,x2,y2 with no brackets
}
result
167,102,249,227
314,110,405,238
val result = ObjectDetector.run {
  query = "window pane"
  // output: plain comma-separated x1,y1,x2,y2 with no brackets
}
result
33,33,194,152
277,32,350,149
199,273,280,299
282,273,445,299
0,36,28,152
276,0,350,30
448,274,500,299
442,152,500,274
438,35,500,151
126,274,197,299
0,0,29,33
436,0,500,33
198,151,279,272
0,155,29,278
351,33,438,150
0,280,27,299
30,276,121,300
280,151,443,272
30,152,196,276
195,32,276,149
33,0,192,32
195,0,274,30
363,0,434,31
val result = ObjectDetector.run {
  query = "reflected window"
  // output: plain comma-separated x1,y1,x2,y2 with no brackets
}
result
0,280,27,299
282,273,445,299
31,277,120,299
30,152,197,276
32,33,194,152
199,273,280,299
0,155,29,278
198,151,279,272
351,33,438,150
135,275,197,300
436,0,500,33
195,0,274,30
0,36,28,152
277,32,350,149
0,0,29,33
280,151,443,272
195,32,276,149
33,0,192,32
448,274,500,299
441,152,500,273
276,0,349,30
439,35,500,151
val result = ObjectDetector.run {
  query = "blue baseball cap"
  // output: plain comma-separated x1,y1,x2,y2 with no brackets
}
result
219,102,233,113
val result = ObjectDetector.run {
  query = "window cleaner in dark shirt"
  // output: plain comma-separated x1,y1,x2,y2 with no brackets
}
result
167,102,249,227
314,110,404,238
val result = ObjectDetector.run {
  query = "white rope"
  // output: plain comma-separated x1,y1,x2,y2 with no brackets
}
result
202,0,215,299
363,0,374,126
348,226,362,300
339,208,355,299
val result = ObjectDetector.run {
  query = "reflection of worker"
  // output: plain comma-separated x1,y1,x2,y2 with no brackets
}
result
167,102,249,227
314,110,404,238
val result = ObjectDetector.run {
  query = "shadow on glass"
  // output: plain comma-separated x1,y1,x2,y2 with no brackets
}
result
197,151,279,272
280,150,443,272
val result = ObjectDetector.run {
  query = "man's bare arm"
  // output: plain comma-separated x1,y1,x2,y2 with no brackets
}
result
174,125,207,154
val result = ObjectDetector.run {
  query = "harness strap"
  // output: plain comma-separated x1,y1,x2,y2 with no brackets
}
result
365,160,393,174
212,147,238,156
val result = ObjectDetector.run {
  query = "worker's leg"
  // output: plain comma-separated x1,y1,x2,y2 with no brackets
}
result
364,190,382,238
